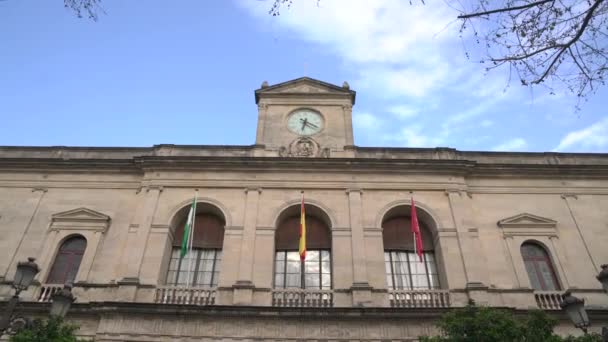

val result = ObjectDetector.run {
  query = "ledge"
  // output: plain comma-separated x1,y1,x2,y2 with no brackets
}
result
1,301,606,321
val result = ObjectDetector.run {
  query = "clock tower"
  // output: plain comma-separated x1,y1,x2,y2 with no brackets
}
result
254,77,356,158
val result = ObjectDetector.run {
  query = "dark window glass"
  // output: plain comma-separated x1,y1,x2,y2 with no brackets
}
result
166,213,225,287
384,251,440,290
521,243,560,291
173,213,224,249
165,248,221,287
382,215,440,290
47,236,87,284
274,250,331,290
274,212,332,290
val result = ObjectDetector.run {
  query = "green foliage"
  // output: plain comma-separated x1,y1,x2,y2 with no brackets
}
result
9,317,87,342
419,303,603,342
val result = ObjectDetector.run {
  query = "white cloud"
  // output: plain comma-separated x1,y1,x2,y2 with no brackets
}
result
238,0,535,150
492,138,527,151
553,117,608,152
383,125,445,147
387,105,418,119
239,0,463,98
353,112,383,131
480,120,493,127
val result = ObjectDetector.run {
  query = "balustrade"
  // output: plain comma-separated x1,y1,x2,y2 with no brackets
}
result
534,291,562,310
272,289,334,308
388,289,451,308
154,286,216,305
37,284,63,302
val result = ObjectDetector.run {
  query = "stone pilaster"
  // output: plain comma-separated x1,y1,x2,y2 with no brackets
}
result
233,188,261,305
347,188,372,306
2,188,47,281
342,104,354,146
445,190,489,304
120,186,163,287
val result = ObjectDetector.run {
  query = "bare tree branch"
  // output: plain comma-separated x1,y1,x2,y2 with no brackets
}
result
457,0,553,19
64,0,104,21
268,0,608,103
459,0,608,100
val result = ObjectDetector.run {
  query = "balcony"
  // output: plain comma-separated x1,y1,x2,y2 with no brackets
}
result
272,289,334,307
37,284,63,302
154,286,216,305
534,291,562,310
388,289,451,308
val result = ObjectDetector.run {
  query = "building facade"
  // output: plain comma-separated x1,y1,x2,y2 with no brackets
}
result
1,77,607,341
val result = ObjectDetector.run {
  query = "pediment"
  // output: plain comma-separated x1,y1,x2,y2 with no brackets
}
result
52,207,110,222
497,213,557,228
255,77,356,104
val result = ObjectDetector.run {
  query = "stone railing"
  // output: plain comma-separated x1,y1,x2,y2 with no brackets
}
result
534,291,562,310
154,286,216,305
37,284,63,302
389,289,451,308
272,289,334,308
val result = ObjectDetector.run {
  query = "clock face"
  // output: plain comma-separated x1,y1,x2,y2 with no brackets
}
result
287,110,323,136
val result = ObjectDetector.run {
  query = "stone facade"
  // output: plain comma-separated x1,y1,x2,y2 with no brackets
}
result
0,77,607,340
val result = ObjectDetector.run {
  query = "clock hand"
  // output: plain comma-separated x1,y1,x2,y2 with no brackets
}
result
301,118,308,132
304,121,319,129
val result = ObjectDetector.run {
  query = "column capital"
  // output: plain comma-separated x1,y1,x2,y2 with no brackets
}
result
147,185,164,192
445,189,463,196
561,193,578,200
346,188,363,194
244,187,262,194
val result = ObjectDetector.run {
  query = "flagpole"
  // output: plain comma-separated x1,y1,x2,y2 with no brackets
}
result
300,191,305,289
412,196,416,258
188,191,198,288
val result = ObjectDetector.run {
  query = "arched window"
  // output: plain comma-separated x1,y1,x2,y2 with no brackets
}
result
521,242,560,291
383,216,439,290
47,236,87,284
166,213,224,287
274,213,331,290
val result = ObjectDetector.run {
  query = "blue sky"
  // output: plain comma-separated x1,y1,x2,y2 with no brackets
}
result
1,0,607,152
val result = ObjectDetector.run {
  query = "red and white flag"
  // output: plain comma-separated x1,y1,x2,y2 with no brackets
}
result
411,197,424,262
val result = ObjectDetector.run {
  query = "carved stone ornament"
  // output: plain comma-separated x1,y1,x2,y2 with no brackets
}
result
279,137,330,158
292,137,318,157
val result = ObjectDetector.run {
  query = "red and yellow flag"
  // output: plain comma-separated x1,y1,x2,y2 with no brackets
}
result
299,192,306,261
411,197,424,262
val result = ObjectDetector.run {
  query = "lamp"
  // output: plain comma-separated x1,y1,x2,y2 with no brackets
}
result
0,257,40,337
560,291,590,334
49,284,75,318
12,258,40,294
597,264,608,294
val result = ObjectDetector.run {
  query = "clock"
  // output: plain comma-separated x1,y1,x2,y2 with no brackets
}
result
287,109,323,136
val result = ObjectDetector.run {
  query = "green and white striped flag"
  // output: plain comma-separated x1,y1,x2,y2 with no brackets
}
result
180,195,197,258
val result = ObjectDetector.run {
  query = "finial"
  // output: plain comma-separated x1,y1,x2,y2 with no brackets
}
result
342,81,350,89
261,81,269,88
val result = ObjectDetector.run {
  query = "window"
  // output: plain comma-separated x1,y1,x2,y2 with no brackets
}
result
47,236,87,284
166,248,221,287
274,214,331,289
275,250,331,289
385,251,439,290
521,242,560,291
382,216,439,290
166,213,224,287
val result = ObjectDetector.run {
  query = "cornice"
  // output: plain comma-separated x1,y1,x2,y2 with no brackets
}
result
0,158,139,174
3,301,607,321
133,156,477,175
1,154,608,179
